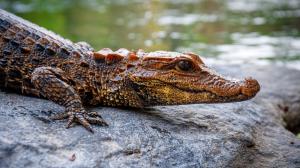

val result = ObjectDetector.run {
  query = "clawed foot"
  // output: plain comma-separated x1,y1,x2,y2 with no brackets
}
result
50,110,108,133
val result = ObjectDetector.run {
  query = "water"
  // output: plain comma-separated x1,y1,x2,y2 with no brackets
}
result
1,0,300,69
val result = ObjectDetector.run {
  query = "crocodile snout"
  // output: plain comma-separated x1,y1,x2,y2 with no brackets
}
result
241,77,260,97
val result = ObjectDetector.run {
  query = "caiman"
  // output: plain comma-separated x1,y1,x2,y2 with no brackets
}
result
0,9,260,132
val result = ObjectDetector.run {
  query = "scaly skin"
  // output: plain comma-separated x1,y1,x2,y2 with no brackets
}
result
0,9,260,132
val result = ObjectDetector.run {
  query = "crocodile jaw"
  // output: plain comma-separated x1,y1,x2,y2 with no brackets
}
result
129,77,260,106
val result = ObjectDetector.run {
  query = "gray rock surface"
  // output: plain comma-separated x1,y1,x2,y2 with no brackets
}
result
0,64,300,168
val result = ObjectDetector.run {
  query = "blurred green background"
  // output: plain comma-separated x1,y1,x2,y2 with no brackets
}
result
0,0,300,68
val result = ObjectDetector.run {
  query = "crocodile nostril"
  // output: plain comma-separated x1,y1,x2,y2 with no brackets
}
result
241,77,260,97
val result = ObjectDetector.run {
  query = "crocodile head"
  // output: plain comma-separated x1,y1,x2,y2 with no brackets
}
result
127,50,260,106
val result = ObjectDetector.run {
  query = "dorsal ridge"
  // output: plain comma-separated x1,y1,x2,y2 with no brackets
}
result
92,48,141,65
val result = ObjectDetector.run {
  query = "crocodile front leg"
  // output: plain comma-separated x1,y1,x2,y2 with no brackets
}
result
31,67,108,133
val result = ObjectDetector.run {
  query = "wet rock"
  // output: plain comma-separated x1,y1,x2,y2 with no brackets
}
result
0,64,299,168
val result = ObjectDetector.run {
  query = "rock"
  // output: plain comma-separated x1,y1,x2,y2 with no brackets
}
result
0,64,299,168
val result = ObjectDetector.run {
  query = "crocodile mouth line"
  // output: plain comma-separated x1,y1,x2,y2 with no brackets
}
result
170,84,248,102
132,79,249,103
149,79,246,101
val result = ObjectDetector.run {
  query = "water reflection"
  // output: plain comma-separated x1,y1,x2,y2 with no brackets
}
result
0,0,299,69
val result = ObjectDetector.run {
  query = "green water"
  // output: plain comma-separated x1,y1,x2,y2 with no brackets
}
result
1,0,300,68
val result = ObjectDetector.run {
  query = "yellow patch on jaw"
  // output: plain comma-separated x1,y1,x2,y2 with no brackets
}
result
162,86,171,95
183,91,191,102
161,86,172,103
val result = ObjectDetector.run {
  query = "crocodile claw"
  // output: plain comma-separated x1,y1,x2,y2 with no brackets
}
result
50,110,108,133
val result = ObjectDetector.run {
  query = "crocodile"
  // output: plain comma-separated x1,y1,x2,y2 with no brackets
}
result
0,9,260,132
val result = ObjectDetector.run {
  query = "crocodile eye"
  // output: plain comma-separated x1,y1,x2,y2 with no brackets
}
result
176,60,194,72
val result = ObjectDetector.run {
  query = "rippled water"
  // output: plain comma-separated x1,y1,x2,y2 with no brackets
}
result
1,0,300,69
